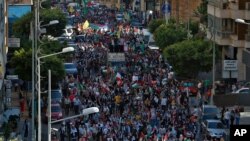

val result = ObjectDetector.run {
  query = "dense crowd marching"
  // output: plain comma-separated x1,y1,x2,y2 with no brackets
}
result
52,3,199,141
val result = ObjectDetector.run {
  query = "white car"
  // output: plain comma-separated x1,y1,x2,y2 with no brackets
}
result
202,119,227,139
232,88,250,94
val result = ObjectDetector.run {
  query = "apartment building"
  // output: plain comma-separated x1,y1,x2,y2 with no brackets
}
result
207,0,250,81
0,0,8,111
170,0,202,22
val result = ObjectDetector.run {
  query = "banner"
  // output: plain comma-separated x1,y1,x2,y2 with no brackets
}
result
108,53,125,62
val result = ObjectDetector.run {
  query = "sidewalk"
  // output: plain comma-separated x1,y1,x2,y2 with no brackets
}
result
10,90,32,141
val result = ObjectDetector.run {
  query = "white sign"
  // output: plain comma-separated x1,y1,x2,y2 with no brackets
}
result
108,53,125,62
8,38,20,47
6,75,19,80
223,60,238,71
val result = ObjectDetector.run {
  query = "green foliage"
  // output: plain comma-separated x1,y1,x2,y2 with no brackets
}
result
40,8,67,37
12,8,66,38
10,48,32,81
41,0,52,9
12,12,33,38
163,39,213,78
188,20,199,36
154,24,187,49
42,56,65,86
147,19,165,33
10,41,66,83
194,0,208,24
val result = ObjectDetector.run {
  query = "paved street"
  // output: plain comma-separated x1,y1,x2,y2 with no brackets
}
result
240,106,250,125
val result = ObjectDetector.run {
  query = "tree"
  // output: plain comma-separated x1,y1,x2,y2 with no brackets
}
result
147,18,165,33
40,8,67,37
10,41,66,86
194,0,208,24
12,8,66,38
163,39,213,78
154,24,187,49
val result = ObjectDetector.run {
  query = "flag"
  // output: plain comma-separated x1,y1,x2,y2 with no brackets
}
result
116,72,122,81
82,20,89,30
132,83,139,88
116,72,123,87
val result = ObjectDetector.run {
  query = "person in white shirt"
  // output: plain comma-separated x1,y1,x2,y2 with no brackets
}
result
224,109,230,128
161,97,167,110
73,96,81,114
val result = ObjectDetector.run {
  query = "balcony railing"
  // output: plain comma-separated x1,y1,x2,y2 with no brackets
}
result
245,34,250,41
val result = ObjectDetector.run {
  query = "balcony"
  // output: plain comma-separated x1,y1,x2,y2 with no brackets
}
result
229,9,245,19
245,34,250,48
208,5,230,18
207,30,232,46
245,10,250,20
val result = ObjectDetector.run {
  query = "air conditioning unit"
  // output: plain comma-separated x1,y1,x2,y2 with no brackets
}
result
245,2,250,10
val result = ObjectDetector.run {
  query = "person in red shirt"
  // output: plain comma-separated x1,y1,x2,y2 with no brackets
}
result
69,90,75,110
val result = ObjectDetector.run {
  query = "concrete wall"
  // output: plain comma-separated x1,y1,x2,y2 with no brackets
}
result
214,94,250,107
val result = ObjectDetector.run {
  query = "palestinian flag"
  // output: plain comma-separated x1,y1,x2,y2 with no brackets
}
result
132,83,139,88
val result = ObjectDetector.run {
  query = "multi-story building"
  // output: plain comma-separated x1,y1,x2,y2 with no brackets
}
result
0,0,8,111
207,0,250,81
97,0,201,23
170,0,202,22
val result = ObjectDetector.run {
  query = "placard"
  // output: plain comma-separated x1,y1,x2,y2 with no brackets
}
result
108,53,125,62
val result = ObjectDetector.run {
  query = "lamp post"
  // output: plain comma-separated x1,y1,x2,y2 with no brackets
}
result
32,0,59,140
37,47,74,141
50,107,100,124
211,4,216,105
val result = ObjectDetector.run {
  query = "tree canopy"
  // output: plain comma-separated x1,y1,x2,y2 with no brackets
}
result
147,19,165,33
12,8,66,38
10,40,66,86
163,39,213,78
154,24,187,49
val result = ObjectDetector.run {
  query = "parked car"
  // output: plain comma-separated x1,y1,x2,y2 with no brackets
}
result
44,102,63,123
64,63,78,75
148,40,159,50
202,105,220,121
51,103,63,121
232,87,250,94
51,89,63,103
201,119,227,140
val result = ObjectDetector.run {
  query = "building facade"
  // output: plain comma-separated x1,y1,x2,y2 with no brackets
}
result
170,0,202,22
207,0,250,81
0,0,8,112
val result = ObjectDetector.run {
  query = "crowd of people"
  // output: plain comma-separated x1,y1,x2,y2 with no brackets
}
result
52,2,200,141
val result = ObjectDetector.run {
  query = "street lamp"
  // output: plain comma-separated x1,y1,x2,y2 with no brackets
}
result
48,106,99,141
40,20,59,28
235,19,250,25
37,47,74,141
32,18,60,141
